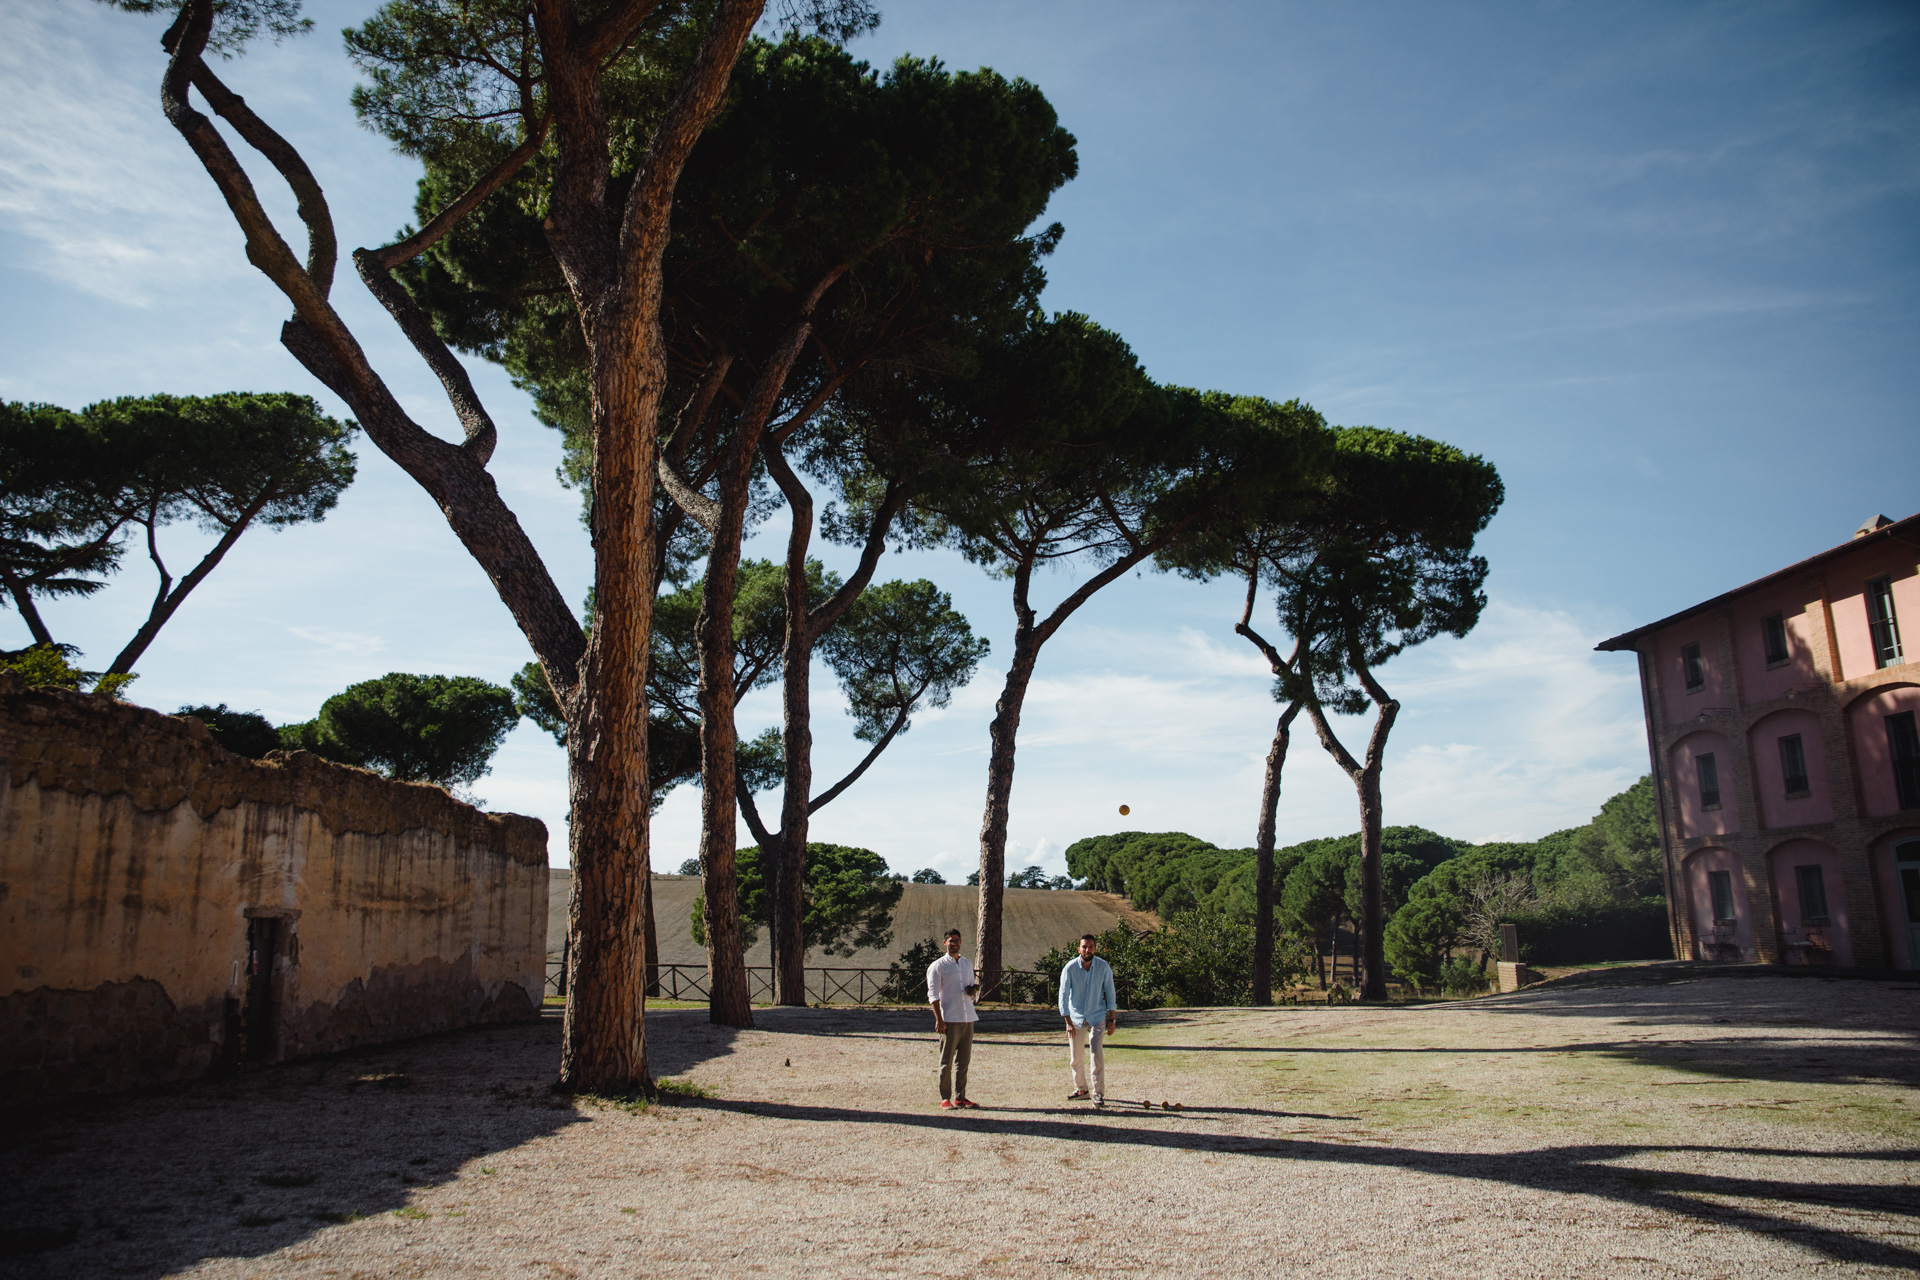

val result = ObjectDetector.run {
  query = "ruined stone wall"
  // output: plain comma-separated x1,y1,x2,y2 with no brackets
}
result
0,673,548,1103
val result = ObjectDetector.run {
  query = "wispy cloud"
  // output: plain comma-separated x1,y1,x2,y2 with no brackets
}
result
286,625,388,658
0,6,252,305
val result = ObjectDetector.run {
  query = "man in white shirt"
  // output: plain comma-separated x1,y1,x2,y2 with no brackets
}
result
926,928,980,1109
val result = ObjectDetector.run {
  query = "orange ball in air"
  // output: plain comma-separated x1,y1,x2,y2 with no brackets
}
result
1118,804,1130,816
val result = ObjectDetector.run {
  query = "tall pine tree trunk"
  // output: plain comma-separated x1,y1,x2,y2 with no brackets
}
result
975,628,1039,998
1303,673,1398,1003
774,622,812,1006
559,292,664,1089
693,460,757,1028
1356,755,1388,1001
1250,702,1300,1005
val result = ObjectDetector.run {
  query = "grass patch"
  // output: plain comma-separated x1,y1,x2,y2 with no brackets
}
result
655,1077,714,1100
393,1207,430,1221
350,1071,412,1090
308,1210,366,1224
574,1075,712,1112
578,1090,650,1114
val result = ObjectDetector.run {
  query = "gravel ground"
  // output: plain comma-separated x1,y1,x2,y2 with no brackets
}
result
4,971,1917,1279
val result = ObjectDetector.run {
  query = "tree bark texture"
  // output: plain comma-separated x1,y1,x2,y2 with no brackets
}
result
149,0,768,1091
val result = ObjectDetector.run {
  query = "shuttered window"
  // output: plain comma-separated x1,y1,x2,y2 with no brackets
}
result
1794,865,1830,924
1697,752,1721,811
1762,612,1790,666
1888,711,1920,811
1778,734,1810,797
1708,870,1736,924
1867,576,1904,669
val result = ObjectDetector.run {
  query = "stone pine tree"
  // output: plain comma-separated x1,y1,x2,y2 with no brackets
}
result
1160,395,1330,1004
1271,428,1503,1001
282,672,521,790
636,40,1073,1025
104,0,869,1089
736,577,988,997
385,34,1072,1025
751,350,1030,1006
913,322,1325,995
0,393,354,670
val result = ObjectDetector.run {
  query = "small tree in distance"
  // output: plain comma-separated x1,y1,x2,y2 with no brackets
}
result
692,842,905,960
284,672,519,794
177,703,280,758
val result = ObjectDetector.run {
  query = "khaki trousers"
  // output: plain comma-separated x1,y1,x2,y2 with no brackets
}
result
1068,1022,1106,1099
937,1021,974,1100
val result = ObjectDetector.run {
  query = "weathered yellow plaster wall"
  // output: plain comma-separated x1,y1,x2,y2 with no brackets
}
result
0,673,547,1103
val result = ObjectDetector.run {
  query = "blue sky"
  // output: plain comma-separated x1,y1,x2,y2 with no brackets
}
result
2,0,1915,880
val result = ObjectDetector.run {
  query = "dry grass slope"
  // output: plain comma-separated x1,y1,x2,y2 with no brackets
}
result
546,872,1158,970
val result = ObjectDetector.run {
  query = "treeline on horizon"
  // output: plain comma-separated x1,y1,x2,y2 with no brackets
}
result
1061,774,1670,995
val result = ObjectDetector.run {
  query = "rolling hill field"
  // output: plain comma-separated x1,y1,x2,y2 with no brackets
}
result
545,871,1156,972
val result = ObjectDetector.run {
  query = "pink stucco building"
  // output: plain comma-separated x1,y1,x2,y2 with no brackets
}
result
1598,512,1920,970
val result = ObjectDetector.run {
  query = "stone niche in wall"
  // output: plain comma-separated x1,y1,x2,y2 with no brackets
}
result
0,673,548,1104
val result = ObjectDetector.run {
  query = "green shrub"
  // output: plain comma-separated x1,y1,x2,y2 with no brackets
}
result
882,937,944,1003
1039,910,1311,1010
1384,896,1463,990
1438,956,1489,998
178,704,280,757
1,643,136,699
1507,897,1672,965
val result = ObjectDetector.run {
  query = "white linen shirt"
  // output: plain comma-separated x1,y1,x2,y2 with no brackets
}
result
925,952,978,1022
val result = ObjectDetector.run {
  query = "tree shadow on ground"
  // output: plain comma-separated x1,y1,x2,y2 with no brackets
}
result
994,977,1920,1091
1464,971,1920,1089
0,1010,745,1280
690,1095,1920,1270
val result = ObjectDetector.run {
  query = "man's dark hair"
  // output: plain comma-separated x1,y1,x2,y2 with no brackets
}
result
944,928,964,940
1080,933,1097,944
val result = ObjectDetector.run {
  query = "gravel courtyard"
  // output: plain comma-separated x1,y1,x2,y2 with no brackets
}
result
5,967,1917,1279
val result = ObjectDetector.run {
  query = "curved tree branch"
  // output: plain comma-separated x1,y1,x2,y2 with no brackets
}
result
370,114,552,272
354,249,500,464
808,702,913,813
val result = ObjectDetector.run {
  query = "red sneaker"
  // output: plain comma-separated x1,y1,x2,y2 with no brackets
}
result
939,1099,957,1109
958,1098,981,1109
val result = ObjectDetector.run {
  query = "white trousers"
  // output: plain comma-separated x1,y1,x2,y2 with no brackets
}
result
1068,1022,1106,1098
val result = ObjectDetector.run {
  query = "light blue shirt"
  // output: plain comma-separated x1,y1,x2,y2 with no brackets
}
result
1058,954,1117,1026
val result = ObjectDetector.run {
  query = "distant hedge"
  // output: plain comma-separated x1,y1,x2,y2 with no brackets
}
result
1509,897,1672,965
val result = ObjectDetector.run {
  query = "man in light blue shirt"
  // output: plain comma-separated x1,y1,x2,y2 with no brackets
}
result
1059,933,1118,1104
